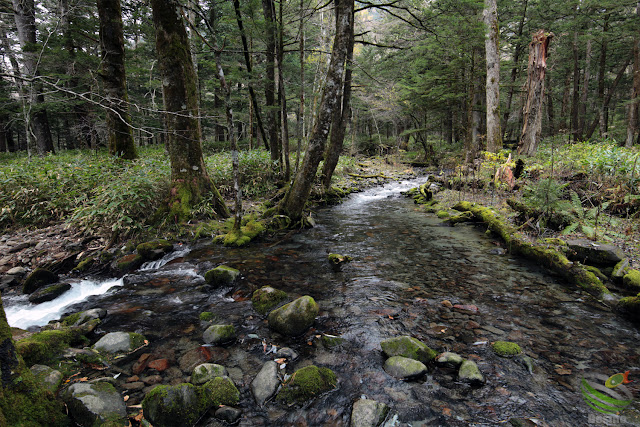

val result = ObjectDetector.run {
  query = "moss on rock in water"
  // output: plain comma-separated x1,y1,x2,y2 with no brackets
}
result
136,239,172,260
617,293,640,322
72,255,95,273
380,336,437,364
276,365,337,404
491,341,522,357
16,329,75,366
201,376,240,406
204,265,240,287
436,210,450,219
623,270,640,291
199,311,215,322
251,286,288,315
223,220,265,247
328,253,352,265
115,253,144,273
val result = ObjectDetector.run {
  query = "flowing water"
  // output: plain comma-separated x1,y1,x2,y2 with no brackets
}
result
7,178,640,426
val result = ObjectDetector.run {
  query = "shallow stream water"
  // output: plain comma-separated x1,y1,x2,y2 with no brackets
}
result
7,178,640,426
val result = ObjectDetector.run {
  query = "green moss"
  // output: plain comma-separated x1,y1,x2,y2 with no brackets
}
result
72,256,95,273
321,334,345,348
116,253,144,272
276,365,337,404
542,238,567,247
328,253,352,265
204,265,240,286
199,312,215,322
623,270,640,291
436,210,450,219
16,329,75,366
61,313,81,327
380,336,437,364
251,286,288,315
491,341,522,357
128,332,147,349
136,239,172,260
201,376,240,406
585,265,607,282
222,220,265,247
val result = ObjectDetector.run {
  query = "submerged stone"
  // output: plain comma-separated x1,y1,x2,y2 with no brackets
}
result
491,341,522,357
276,365,337,404
380,336,437,364
204,265,240,287
268,295,319,336
350,398,390,427
251,285,288,315
383,356,427,380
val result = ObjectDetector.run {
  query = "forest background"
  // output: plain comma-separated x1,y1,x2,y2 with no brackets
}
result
0,0,639,243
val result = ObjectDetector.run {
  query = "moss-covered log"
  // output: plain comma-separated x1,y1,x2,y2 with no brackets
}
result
453,201,609,297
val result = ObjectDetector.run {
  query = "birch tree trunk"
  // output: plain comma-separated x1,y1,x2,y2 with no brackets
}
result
150,0,229,219
12,0,55,155
97,0,137,159
278,0,354,222
518,30,553,156
484,0,502,152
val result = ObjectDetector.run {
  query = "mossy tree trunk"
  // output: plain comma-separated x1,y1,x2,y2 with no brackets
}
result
150,0,229,220
518,30,552,156
277,0,354,222
321,4,355,189
97,0,137,160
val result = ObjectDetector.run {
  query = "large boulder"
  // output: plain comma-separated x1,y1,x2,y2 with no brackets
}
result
268,295,319,336
28,283,71,304
22,268,58,294
203,324,236,345
566,239,625,267
251,361,280,406
93,332,146,354
350,398,390,427
204,265,240,287
380,336,437,364
383,356,427,380
136,239,172,261
276,365,336,405
142,378,239,427
252,286,287,315
63,381,127,426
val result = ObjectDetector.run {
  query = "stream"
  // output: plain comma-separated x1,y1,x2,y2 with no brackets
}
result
6,178,640,426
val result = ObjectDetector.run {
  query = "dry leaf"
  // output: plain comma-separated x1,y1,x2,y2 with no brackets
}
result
123,395,129,402
274,358,286,365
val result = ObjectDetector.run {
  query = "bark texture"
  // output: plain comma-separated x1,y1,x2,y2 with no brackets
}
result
150,0,228,218
97,0,137,159
518,30,552,156
12,0,54,155
278,0,354,222
483,0,502,152
262,0,280,163
626,2,640,148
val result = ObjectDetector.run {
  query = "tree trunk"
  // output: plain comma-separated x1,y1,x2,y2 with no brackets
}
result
97,0,137,159
233,0,269,150
518,30,553,156
150,0,228,219
262,0,280,163
502,0,527,138
296,0,305,173
278,0,354,222
578,38,591,140
12,0,54,155
484,0,502,152
626,2,640,147
277,0,291,181
321,3,355,189
466,47,483,162
570,31,581,141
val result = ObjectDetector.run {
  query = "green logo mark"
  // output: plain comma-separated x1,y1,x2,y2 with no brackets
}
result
581,371,633,415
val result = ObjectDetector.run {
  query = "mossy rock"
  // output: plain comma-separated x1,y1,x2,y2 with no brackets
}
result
328,253,352,265
458,359,484,384
28,283,72,304
251,286,288,315
93,332,147,354
191,363,228,385
204,265,240,287
612,259,630,281
142,379,238,427
623,270,640,292
62,382,127,426
383,356,427,380
276,365,337,405
115,254,144,273
617,293,640,322
585,266,607,282
72,255,95,273
380,336,437,364
199,311,216,322
491,341,522,357
203,324,236,345
321,334,345,348
30,364,64,394
436,210,450,219
16,329,76,366
268,296,319,336
22,268,59,294
136,239,172,261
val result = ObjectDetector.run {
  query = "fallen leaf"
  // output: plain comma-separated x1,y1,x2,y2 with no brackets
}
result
123,395,129,402
554,365,572,375
274,358,286,365
307,341,313,346
442,407,452,417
